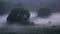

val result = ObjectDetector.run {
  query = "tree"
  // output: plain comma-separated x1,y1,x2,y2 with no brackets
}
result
38,8,51,18
7,8,31,25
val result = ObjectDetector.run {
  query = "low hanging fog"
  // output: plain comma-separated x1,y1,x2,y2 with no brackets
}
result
0,0,60,28
0,0,60,33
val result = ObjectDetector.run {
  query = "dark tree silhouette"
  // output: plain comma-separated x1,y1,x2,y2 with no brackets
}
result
38,8,51,18
52,25,56,28
7,8,32,25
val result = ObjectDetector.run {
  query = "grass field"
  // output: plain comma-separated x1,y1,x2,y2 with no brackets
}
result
0,24,60,34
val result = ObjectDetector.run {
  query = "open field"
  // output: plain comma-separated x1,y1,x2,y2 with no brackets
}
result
0,24,60,34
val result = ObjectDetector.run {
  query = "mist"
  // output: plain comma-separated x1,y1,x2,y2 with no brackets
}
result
30,12,60,25
0,0,60,26
0,0,60,33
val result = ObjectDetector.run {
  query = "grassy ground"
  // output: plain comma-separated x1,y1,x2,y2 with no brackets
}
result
0,25,60,34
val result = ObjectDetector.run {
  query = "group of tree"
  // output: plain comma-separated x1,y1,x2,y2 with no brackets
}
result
7,7,52,25
7,8,34,25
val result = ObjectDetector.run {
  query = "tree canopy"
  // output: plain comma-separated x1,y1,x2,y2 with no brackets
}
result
38,8,51,18
7,8,31,25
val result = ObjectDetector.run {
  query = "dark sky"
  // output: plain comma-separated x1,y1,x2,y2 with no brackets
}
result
1,0,60,11
0,0,60,15
16,0,60,11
